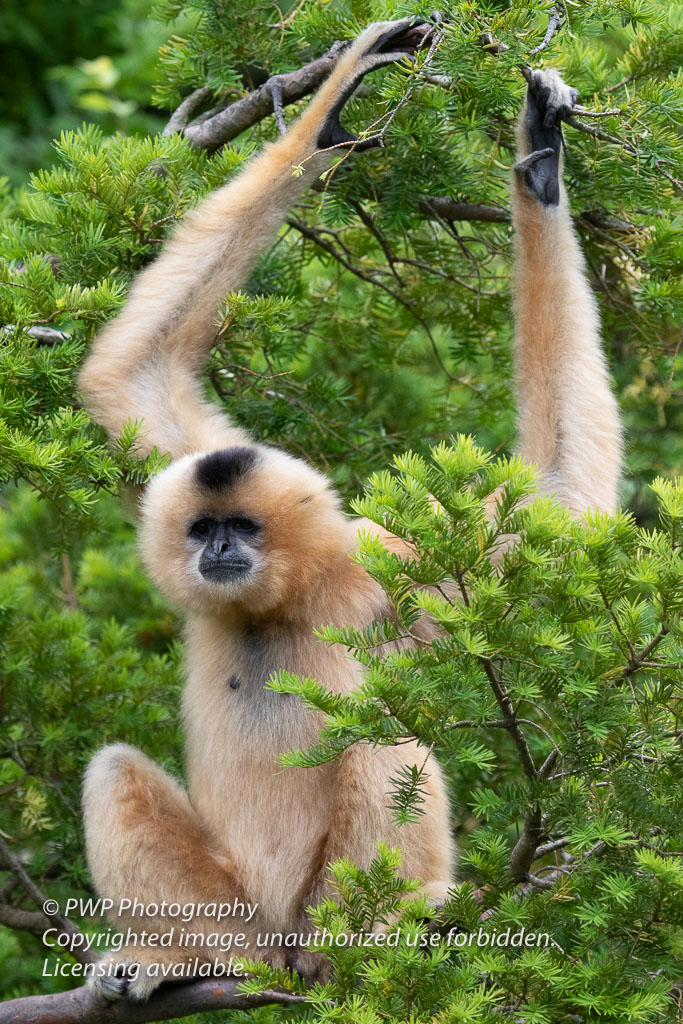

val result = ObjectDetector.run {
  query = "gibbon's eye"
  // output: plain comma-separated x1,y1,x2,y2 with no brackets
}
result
189,517,215,540
231,517,259,534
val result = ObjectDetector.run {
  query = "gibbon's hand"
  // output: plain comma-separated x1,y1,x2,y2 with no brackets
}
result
317,17,433,152
514,67,579,207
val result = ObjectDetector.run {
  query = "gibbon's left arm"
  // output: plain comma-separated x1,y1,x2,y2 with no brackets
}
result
510,69,622,515
80,19,429,458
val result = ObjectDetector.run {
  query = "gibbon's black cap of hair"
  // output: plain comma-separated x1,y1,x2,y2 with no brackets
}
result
195,447,258,491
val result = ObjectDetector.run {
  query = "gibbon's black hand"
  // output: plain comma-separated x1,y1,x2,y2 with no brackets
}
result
317,17,434,152
515,67,579,206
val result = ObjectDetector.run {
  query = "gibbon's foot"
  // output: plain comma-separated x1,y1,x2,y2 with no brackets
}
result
515,67,578,206
89,949,201,1003
317,17,433,152
90,959,153,1002
284,944,329,984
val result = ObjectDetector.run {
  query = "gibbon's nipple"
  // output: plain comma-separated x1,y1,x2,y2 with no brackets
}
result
229,675,241,691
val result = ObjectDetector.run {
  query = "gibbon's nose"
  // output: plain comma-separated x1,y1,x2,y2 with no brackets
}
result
199,522,252,582
207,522,233,556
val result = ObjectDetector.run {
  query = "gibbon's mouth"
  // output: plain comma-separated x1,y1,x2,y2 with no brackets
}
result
198,558,252,583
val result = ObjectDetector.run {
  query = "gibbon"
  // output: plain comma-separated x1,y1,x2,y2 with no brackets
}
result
79,18,622,1002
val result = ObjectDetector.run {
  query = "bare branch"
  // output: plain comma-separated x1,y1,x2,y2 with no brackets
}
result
528,5,564,57
534,837,571,859
418,198,510,223
0,902,47,935
572,105,625,119
162,86,214,137
0,979,307,1024
182,41,347,152
526,871,558,890
2,324,70,345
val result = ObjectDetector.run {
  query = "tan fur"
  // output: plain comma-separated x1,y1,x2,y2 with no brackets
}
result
80,36,621,1002
511,86,622,515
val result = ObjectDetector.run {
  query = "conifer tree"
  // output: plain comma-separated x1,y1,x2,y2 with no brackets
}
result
0,1,681,1021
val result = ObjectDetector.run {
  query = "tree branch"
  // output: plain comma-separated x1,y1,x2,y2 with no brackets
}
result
481,661,537,781
2,325,70,345
418,198,510,223
181,41,348,152
162,86,214,137
534,837,571,859
565,116,683,195
0,902,47,935
0,834,94,966
509,806,544,881
528,5,564,57
0,979,307,1024
624,627,670,678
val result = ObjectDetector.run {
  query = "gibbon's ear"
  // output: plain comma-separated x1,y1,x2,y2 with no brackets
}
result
317,17,434,151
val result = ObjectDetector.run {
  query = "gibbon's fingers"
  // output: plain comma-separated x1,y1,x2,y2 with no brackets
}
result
518,67,578,206
317,17,433,151
514,147,554,174
510,68,622,514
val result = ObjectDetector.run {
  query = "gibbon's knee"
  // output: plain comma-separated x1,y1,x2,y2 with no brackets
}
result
83,743,237,909
82,742,149,838
83,741,177,840
83,743,177,898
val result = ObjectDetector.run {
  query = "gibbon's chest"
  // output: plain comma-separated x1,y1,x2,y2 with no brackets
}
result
181,616,351,919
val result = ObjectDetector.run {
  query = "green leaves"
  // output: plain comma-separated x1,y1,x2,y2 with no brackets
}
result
268,442,682,1019
0,0,681,1014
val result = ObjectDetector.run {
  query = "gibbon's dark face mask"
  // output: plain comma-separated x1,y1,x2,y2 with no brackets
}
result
189,516,262,583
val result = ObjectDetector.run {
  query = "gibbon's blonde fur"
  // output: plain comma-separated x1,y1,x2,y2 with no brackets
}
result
511,68,621,514
80,23,622,1003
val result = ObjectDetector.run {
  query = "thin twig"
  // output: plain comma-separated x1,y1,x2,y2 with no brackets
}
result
0,833,94,966
528,5,564,57
624,628,669,678
268,75,287,135
534,837,571,859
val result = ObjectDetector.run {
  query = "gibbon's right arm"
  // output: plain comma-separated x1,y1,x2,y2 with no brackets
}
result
510,69,622,515
80,19,429,459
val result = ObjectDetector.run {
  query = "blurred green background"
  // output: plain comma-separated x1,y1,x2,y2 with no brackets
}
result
0,0,169,184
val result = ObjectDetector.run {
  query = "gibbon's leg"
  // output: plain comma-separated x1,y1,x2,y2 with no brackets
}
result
286,745,453,979
82,744,263,1001
79,18,430,459
511,69,622,515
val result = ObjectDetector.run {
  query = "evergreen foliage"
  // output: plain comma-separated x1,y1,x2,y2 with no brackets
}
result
0,0,681,1020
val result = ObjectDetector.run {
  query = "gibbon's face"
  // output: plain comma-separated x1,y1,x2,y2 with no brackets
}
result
139,446,353,616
